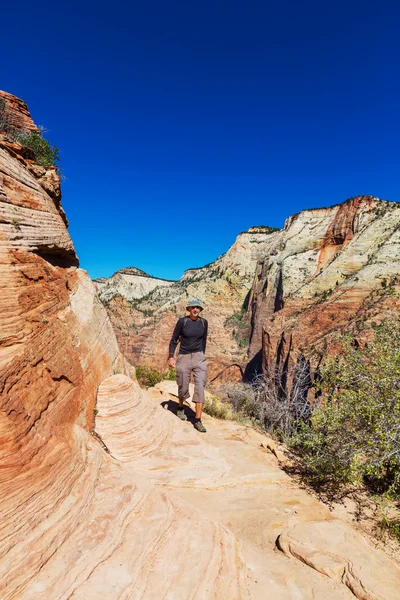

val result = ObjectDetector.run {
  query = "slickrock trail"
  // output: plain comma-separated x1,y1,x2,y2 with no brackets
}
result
95,376,400,599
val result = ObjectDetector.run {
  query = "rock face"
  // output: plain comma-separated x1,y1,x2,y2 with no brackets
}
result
94,266,175,303
98,227,279,379
247,196,400,381
0,90,39,132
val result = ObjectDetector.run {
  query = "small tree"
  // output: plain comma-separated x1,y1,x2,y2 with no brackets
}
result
291,322,400,497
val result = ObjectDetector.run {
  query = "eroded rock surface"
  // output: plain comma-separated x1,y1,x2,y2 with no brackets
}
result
96,375,400,599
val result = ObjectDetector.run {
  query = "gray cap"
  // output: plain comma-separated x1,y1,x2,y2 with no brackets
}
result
186,298,204,311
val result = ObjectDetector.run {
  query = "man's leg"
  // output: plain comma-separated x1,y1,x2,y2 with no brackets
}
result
196,402,203,419
175,354,191,419
192,352,207,431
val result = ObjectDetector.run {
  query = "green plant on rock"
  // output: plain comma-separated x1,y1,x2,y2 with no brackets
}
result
136,365,175,388
380,516,400,541
0,98,60,168
203,395,233,420
166,366,176,380
17,129,60,167
290,322,400,497
11,218,21,230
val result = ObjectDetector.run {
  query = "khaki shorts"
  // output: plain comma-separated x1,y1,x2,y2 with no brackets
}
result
176,351,207,403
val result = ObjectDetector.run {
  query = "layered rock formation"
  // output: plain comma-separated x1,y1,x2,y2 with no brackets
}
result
97,226,279,379
0,90,39,132
247,196,400,384
95,266,175,303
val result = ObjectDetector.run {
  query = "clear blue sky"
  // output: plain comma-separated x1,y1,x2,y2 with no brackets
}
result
2,1,399,280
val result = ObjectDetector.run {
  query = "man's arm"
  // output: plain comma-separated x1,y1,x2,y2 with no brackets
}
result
202,319,208,353
168,319,183,366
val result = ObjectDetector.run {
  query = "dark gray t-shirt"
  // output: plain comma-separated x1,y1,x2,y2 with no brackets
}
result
168,317,208,357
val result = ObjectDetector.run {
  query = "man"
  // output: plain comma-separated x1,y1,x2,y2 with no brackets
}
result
167,298,208,432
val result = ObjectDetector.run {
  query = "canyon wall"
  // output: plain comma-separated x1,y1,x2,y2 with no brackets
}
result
97,197,400,385
247,196,400,383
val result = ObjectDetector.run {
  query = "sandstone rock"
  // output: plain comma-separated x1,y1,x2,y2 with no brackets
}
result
149,378,214,406
2,92,399,600
277,520,400,600
247,196,400,379
0,90,39,132
94,266,175,303
95,374,400,599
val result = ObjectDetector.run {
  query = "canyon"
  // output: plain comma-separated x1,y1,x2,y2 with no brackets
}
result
95,225,279,380
1,90,400,599
96,197,400,386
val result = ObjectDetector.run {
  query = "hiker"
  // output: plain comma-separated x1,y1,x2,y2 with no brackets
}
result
167,298,208,432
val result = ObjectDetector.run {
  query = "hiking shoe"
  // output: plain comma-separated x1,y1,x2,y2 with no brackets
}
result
176,407,187,421
194,420,207,433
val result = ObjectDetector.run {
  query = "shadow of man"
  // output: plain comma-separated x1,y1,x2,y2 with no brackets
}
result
161,399,197,423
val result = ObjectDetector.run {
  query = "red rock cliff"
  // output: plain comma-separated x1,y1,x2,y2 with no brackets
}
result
247,196,400,388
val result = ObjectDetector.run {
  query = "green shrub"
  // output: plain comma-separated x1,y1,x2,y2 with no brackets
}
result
136,365,175,388
17,129,60,167
290,322,400,497
217,382,256,415
380,517,400,541
204,395,233,420
224,309,250,347
0,98,59,168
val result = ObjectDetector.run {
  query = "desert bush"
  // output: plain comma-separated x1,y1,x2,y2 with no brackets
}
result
217,381,256,415
136,365,175,388
0,98,59,168
14,128,60,167
203,395,233,420
290,322,400,497
240,353,313,439
380,516,400,542
215,358,312,436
